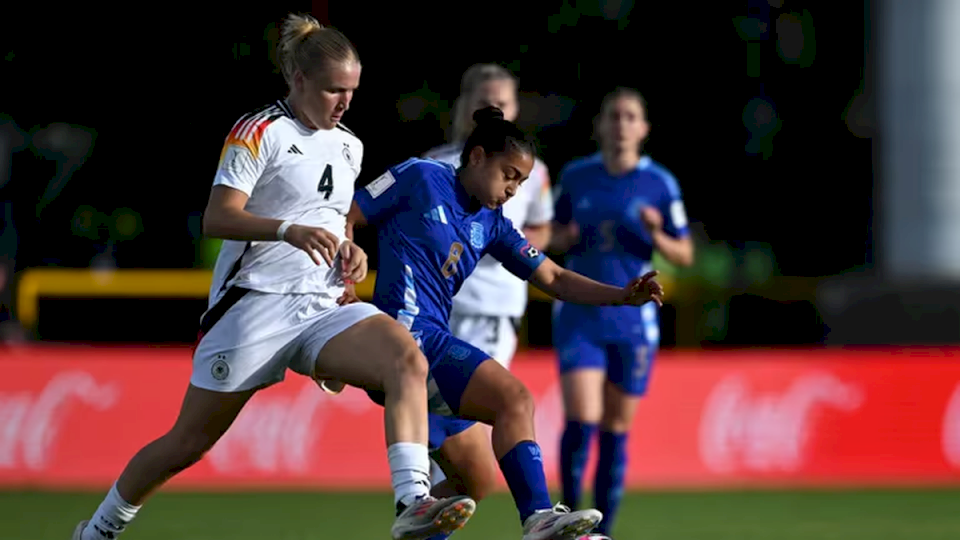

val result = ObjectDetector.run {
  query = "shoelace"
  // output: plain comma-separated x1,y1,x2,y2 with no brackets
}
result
551,503,572,513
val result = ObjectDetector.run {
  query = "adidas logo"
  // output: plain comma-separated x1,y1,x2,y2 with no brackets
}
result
422,205,448,225
287,144,303,155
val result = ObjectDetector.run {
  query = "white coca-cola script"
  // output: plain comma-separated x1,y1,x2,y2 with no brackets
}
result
0,371,120,470
207,382,374,474
941,383,960,468
698,371,864,474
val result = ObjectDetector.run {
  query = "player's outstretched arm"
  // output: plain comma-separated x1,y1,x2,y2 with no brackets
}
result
527,257,663,307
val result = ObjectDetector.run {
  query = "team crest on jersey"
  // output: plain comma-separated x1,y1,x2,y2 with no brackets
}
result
447,345,471,360
470,222,485,249
211,354,230,381
342,143,355,167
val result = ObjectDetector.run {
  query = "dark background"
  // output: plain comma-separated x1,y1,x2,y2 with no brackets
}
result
1,0,874,343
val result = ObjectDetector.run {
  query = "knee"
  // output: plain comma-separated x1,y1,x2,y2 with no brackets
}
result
600,414,632,433
383,336,428,391
498,380,535,421
396,342,429,382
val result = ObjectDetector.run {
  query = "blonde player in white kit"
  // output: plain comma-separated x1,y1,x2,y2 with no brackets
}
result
71,14,474,540
419,64,555,518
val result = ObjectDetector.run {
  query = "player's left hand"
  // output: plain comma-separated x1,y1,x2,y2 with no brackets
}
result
337,282,361,306
339,240,368,283
640,207,663,233
623,270,664,307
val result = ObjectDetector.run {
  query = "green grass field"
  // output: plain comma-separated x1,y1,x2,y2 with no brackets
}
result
5,488,960,540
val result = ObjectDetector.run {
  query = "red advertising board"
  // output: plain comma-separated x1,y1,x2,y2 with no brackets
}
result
0,345,959,490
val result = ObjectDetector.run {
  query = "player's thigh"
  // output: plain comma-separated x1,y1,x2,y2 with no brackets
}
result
450,313,518,369
292,303,424,391
602,341,657,431
425,331,529,422
434,421,499,501
192,289,308,393
556,336,607,423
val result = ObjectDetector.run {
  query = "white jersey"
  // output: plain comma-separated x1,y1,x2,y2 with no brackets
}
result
424,142,553,317
208,99,363,309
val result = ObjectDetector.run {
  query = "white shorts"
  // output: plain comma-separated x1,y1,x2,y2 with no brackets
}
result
448,312,519,369
192,288,382,392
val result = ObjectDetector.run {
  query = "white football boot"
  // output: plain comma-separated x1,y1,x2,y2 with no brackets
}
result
70,521,88,540
391,494,477,540
522,504,603,540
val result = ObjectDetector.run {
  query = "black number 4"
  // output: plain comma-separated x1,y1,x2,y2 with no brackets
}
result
317,164,334,200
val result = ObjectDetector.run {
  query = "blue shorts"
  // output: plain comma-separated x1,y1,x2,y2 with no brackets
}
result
366,326,488,445
555,330,657,396
428,413,475,452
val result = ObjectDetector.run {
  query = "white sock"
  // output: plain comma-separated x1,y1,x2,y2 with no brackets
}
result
81,483,141,540
388,442,432,507
430,457,447,486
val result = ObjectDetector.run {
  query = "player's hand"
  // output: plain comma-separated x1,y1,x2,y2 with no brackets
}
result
337,282,361,306
339,240,368,283
623,270,664,307
283,224,340,267
640,207,663,233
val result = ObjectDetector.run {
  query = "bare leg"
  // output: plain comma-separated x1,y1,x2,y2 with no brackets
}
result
79,384,256,540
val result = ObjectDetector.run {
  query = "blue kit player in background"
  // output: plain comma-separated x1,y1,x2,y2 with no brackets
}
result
347,106,664,540
550,88,695,537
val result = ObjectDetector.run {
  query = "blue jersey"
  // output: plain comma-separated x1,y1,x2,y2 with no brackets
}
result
553,153,690,340
354,158,547,335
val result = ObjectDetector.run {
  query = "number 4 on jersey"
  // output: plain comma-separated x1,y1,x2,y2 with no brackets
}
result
317,164,334,200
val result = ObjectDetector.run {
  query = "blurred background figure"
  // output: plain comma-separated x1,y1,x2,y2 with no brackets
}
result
550,88,694,536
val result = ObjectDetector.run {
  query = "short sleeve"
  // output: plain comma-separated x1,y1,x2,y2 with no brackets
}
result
486,214,547,281
553,167,573,225
524,159,554,226
353,159,418,225
212,117,279,196
657,170,690,238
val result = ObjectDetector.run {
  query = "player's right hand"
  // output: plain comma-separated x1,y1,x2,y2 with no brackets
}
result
623,270,664,307
283,224,340,267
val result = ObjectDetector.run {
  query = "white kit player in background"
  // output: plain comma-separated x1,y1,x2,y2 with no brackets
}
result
424,64,553,367
71,14,474,540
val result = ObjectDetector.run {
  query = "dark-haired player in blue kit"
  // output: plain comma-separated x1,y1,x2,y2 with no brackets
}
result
345,106,664,540
551,88,695,537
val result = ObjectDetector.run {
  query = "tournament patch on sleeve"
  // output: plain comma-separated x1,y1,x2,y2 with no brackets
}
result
670,200,688,229
366,170,396,199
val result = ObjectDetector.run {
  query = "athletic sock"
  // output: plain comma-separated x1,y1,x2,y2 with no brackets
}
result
498,441,553,524
594,431,628,535
81,483,141,540
560,420,598,509
389,442,432,509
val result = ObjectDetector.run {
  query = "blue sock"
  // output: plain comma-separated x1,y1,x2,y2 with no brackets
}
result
498,441,553,524
425,535,451,540
559,420,598,509
594,431,628,535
